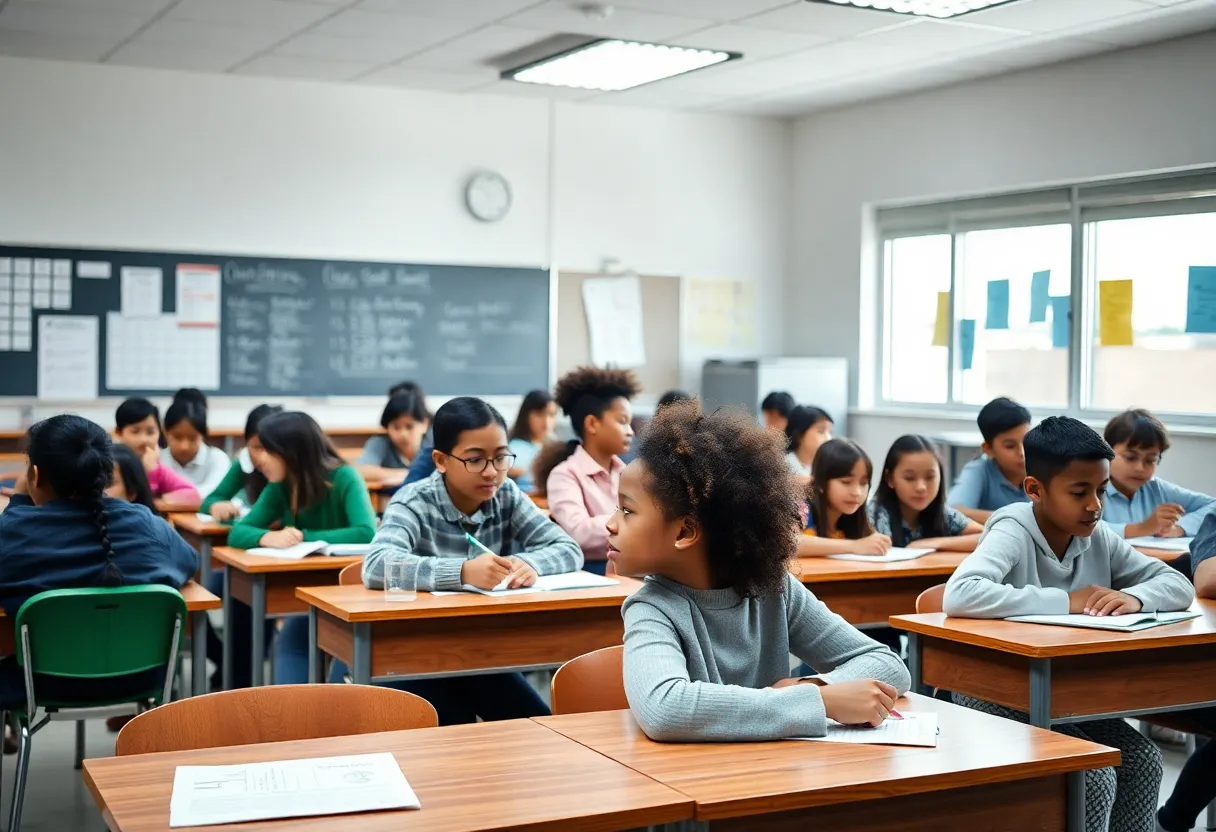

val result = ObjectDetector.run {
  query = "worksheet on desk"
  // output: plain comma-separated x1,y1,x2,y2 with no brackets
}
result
1125,535,1193,552
826,547,936,563
168,752,419,828
791,713,939,747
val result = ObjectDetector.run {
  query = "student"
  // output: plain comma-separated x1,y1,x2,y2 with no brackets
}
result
1101,408,1215,539
105,445,158,512
869,435,982,551
613,400,909,741
799,439,892,557
201,404,281,523
507,389,556,494
161,394,230,498
784,405,833,479
943,416,1193,832
761,390,796,433
355,391,430,489
656,389,692,410
114,398,199,505
172,387,208,412
536,367,640,575
947,396,1032,524
362,397,582,724
226,412,377,685
0,415,197,709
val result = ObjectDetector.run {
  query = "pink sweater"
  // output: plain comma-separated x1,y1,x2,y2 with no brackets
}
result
146,464,200,503
545,445,624,564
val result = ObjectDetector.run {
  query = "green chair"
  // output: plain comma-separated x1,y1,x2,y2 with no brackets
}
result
3,586,185,832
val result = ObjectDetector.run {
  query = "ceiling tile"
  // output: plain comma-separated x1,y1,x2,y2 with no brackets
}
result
672,23,834,57
478,78,598,100
612,0,795,21
401,24,552,70
135,18,291,50
977,35,1114,70
166,0,337,30
18,0,173,14
358,64,498,90
1083,1,1216,46
307,9,471,44
355,0,541,20
273,32,424,62
740,2,903,36
0,29,121,60
856,17,1029,55
0,1,151,40
503,1,714,41
962,0,1153,32
235,54,378,80
106,41,254,72
592,83,737,109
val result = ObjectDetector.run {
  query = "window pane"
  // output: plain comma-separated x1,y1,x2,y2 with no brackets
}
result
1088,212,1216,414
956,224,1072,408
884,235,950,404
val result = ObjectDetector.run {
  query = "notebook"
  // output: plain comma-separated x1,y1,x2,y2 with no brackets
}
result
827,547,936,563
431,572,620,597
246,542,372,559
1006,610,1201,632
791,712,938,747
1124,536,1192,553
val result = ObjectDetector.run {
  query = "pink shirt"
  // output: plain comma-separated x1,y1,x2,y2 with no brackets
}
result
146,463,200,503
546,445,624,563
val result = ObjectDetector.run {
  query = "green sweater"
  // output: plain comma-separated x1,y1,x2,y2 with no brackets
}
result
228,465,377,549
200,458,246,514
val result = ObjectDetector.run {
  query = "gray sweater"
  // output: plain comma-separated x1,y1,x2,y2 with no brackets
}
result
622,571,911,742
943,502,1195,618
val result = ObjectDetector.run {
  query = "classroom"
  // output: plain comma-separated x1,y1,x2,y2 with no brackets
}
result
2,1,1216,830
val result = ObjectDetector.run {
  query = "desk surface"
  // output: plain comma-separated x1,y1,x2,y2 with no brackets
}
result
0,581,218,616
891,599,1216,658
212,546,364,575
83,718,692,832
153,498,202,516
168,513,231,537
297,577,641,623
794,552,966,583
535,694,1118,822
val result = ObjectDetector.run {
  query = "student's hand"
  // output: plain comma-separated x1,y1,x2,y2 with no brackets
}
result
140,445,159,472
461,553,514,589
503,558,538,589
1069,585,1142,616
855,533,893,555
1133,504,1185,537
1156,524,1186,539
209,501,240,523
259,528,304,548
819,680,898,727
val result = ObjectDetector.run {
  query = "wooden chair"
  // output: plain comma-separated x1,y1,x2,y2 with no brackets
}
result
915,583,947,614
551,646,626,715
338,562,362,585
115,685,437,755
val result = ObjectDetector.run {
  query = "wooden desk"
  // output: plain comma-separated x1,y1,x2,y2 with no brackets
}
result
0,431,24,455
0,581,218,698
364,481,399,514
212,547,363,688
297,577,639,685
793,553,966,626
83,718,692,832
891,599,1216,728
537,694,1117,832
168,513,228,583
153,498,201,518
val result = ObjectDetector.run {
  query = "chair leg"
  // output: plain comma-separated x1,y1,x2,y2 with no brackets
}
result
74,720,85,770
8,721,31,832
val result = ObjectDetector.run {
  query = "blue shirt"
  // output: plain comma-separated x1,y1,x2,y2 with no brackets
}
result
400,428,437,490
507,438,542,494
1100,477,1216,538
1191,513,1216,574
946,456,1028,512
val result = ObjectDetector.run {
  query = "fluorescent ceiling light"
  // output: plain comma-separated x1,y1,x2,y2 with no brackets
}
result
808,0,1019,19
503,39,738,92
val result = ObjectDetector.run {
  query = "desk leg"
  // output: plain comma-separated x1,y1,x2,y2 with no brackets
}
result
907,632,923,695
308,608,321,684
352,623,371,685
221,567,232,691
1029,658,1052,728
191,611,206,697
199,538,213,585
1067,770,1086,832
252,575,267,687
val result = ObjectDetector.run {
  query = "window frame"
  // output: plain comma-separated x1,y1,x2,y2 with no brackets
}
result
873,169,1216,428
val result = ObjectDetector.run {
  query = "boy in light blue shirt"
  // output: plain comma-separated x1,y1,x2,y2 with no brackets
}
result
1101,409,1215,539
947,397,1032,524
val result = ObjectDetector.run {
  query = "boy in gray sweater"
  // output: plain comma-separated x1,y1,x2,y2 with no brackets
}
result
944,416,1193,832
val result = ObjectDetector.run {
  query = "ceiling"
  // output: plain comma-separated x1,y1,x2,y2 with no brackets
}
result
2,0,1215,116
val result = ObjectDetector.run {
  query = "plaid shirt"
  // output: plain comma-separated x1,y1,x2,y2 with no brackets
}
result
362,470,583,590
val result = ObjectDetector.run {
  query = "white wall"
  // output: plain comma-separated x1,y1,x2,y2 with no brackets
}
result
0,56,790,428
787,31,1216,493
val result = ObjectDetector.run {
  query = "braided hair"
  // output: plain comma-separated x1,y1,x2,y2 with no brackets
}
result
27,415,124,585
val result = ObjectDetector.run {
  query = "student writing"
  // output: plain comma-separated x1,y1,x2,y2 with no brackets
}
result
355,390,430,489
943,416,1193,832
784,405,833,481
798,439,892,556
114,398,199,505
614,401,909,742
160,393,230,498
947,396,1031,524
869,435,982,552
201,404,281,523
1101,408,1215,539
362,397,582,724
0,416,197,710
506,389,556,494
537,366,640,575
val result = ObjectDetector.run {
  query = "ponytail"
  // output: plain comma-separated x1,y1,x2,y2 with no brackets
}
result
531,439,580,498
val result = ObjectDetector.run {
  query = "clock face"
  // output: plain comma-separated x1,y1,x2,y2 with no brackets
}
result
465,171,512,223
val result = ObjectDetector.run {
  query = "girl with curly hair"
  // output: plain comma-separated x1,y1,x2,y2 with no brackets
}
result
536,366,641,574
608,400,910,741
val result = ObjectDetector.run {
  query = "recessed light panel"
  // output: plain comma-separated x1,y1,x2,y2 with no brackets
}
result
808,0,1020,19
503,39,738,92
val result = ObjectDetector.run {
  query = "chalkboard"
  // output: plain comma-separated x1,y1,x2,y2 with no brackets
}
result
0,244,550,397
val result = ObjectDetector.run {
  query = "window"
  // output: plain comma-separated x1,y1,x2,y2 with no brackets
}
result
876,169,1216,422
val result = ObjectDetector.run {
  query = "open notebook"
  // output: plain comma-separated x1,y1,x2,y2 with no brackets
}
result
1124,536,1193,553
431,572,619,597
1006,610,1201,632
246,542,373,559
826,547,936,564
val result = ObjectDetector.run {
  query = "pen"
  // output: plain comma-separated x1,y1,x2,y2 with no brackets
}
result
466,532,524,590
889,709,904,720
465,532,496,557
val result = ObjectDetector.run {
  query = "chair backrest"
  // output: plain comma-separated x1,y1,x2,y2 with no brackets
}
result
15,585,186,679
338,562,362,585
916,583,947,614
116,684,438,755
551,645,626,715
